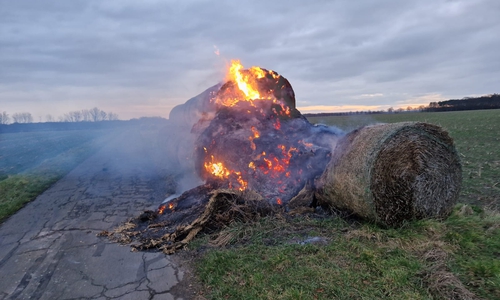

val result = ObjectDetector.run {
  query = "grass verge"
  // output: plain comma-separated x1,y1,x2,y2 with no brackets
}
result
193,205,499,299
0,132,109,222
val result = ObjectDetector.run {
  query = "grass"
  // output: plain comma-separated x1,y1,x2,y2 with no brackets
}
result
192,109,500,300
195,206,500,299
0,130,110,222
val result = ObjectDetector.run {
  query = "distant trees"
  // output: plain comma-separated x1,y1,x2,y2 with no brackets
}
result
425,94,500,112
12,112,33,123
0,111,10,124
0,107,119,125
63,107,119,122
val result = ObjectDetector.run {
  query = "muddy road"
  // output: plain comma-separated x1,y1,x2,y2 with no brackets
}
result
0,128,198,300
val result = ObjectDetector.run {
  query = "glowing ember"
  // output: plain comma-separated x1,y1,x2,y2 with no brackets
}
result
203,156,248,191
204,156,230,179
158,202,175,215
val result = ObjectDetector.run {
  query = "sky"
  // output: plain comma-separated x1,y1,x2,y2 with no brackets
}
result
1,0,499,121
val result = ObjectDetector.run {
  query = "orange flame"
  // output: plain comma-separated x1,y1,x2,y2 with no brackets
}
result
204,156,248,191
216,60,279,107
229,60,261,100
249,126,260,151
158,202,176,215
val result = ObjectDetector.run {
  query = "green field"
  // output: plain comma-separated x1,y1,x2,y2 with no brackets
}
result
194,110,500,300
0,129,111,222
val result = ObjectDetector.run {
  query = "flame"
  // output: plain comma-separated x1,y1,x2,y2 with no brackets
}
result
158,202,175,215
229,60,261,100
249,126,260,151
277,198,282,205
216,60,281,107
204,156,248,191
205,158,230,179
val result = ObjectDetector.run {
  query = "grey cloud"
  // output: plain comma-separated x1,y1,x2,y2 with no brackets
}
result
0,0,499,119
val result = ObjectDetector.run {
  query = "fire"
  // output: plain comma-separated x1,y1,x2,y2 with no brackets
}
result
249,126,260,151
199,59,308,202
228,60,260,100
215,60,282,107
205,157,230,179
158,202,176,215
203,156,248,191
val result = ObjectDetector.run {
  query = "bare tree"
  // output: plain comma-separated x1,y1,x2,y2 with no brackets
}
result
0,111,10,124
73,111,82,122
81,109,91,122
63,111,83,122
89,107,101,122
46,114,54,122
12,112,33,123
107,112,119,120
99,110,107,121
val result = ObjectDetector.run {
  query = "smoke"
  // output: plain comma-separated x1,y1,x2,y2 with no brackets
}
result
162,83,222,195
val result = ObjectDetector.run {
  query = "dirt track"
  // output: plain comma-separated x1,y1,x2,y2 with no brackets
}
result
0,129,195,300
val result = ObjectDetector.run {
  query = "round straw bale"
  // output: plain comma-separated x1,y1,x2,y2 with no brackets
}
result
316,122,462,227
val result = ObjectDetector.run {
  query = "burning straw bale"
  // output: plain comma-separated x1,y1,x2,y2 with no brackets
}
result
316,122,462,227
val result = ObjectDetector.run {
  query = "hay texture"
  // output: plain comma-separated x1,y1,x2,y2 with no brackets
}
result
316,122,462,227
101,186,275,254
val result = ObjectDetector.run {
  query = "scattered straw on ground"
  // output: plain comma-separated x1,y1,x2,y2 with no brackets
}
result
100,188,277,254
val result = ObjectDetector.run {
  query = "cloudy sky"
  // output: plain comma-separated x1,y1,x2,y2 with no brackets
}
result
1,0,499,121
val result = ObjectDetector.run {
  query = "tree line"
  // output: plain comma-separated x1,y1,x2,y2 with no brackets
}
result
426,94,500,112
0,107,118,125
304,94,500,117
